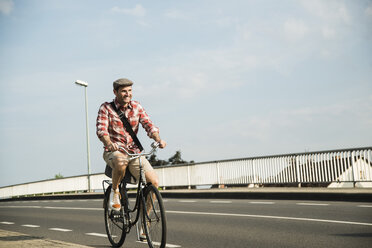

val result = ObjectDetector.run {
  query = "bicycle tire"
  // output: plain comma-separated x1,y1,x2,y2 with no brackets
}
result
142,184,167,248
104,185,127,247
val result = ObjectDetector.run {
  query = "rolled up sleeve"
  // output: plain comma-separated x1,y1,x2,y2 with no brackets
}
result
138,104,159,137
96,104,110,138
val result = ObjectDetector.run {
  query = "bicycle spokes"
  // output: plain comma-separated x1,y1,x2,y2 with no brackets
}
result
143,185,166,248
104,185,127,247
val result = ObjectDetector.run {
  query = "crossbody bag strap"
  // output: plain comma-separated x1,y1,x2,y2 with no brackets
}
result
110,101,144,151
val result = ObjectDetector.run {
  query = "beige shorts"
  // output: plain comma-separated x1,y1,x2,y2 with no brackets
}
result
103,151,154,180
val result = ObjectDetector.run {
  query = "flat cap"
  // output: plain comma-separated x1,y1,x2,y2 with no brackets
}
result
113,78,133,90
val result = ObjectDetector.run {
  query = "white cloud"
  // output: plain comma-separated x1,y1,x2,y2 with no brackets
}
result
365,4,372,17
165,9,188,20
112,4,146,17
0,0,13,15
137,19,150,27
283,18,309,42
301,0,351,24
221,98,371,149
148,64,209,99
336,4,351,24
320,49,331,59
321,26,336,39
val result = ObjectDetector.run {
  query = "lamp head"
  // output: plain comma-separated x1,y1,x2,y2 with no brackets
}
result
75,80,88,87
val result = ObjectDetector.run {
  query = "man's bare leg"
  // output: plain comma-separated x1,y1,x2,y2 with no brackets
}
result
144,170,159,218
145,170,159,188
111,153,129,190
110,153,128,210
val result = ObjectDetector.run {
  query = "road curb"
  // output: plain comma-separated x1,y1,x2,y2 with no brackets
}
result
1,189,372,202
159,191,372,202
0,229,92,248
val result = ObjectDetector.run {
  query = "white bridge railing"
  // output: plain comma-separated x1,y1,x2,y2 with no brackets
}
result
157,147,372,188
1,147,371,199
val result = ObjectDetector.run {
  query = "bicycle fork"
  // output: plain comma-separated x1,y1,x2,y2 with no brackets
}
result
120,184,132,233
136,189,148,242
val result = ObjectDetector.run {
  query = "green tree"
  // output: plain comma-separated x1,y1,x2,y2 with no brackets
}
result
147,154,169,167
168,150,186,165
54,173,64,179
148,150,194,167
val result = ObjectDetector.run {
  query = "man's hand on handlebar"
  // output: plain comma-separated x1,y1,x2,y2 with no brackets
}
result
158,140,167,149
105,138,166,153
151,132,166,149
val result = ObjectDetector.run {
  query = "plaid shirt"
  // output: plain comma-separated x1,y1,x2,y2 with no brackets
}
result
96,99,159,153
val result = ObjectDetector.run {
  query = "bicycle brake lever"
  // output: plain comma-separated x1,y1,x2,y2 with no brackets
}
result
151,142,160,149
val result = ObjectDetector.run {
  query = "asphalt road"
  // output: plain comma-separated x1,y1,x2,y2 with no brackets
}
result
0,198,371,248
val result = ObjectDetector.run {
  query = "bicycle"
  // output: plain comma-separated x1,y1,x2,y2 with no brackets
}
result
102,142,167,248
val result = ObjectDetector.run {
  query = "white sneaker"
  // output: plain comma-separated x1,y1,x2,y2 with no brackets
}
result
109,189,121,211
139,227,147,241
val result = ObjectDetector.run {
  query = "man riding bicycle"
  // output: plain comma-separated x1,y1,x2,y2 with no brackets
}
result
96,78,166,212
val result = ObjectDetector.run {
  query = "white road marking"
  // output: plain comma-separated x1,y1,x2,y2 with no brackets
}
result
136,241,181,247
250,201,275,204
167,244,182,248
159,242,181,248
44,206,102,211
86,232,107,237
22,224,40,228
179,200,197,203
0,222,14,224
358,205,372,208
210,201,232,204
0,206,41,209
166,210,372,226
49,228,72,232
0,205,102,211
296,203,329,206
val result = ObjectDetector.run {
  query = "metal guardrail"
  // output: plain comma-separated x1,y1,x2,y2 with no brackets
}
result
156,147,372,188
1,147,371,199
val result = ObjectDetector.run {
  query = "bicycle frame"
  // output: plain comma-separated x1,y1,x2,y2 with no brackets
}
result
102,143,159,237
122,157,147,230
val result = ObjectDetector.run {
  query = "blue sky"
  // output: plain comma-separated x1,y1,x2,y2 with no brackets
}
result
0,0,371,187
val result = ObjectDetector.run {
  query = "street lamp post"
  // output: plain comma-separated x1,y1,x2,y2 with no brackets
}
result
75,80,91,192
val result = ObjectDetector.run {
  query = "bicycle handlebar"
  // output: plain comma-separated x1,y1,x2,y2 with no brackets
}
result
118,142,159,159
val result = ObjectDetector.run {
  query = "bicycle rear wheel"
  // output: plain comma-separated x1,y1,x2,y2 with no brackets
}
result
104,185,126,247
142,184,167,248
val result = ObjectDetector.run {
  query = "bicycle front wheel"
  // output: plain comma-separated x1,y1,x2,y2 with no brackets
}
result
142,184,167,248
104,185,126,247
